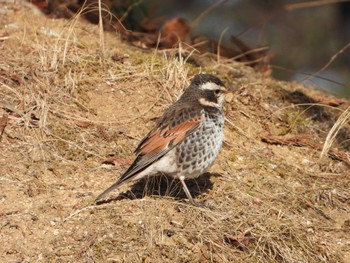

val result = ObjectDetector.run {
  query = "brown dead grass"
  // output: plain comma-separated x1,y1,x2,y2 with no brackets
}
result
1,2,349,262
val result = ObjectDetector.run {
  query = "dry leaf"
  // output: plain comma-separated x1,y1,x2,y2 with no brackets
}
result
96,125,111,142
102,157,132,168
111,54,130,63
75,120,92,128
224,232,251,251
313,95,344,107
160,18,190,47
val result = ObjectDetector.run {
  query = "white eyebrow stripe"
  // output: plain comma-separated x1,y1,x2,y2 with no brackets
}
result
199,82,226,91
198,98,220,108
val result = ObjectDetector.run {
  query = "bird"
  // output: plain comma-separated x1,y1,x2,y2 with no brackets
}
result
96,74,232,205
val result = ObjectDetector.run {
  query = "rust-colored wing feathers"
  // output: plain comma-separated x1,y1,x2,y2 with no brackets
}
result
123,114,202,178
136,115,202,155
95,110,202,200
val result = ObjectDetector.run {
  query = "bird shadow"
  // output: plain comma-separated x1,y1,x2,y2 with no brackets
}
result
96,172,220,204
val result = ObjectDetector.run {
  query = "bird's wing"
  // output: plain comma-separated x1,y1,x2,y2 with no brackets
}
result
95,107,202,201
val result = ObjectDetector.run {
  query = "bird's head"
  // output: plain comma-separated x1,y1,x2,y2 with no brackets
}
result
183,74,234,109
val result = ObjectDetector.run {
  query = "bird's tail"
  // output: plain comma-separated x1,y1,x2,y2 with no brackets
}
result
95,155,152,202
95,179,126,201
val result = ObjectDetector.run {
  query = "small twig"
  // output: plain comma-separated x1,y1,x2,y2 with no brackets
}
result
217,27,229,64
0,176,22,184
191,0,228,29
119,0,143,22
0,36,10,41
305,201,333,221
75,233,98,259
225,117,253,140
300,42,350,84
285,0,348,11
98,0,105,56
63,205,97,222
271,65,345,87
230,46,270,62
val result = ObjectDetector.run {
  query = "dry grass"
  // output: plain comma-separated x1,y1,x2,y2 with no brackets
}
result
321,106,350,158
0,2,349,262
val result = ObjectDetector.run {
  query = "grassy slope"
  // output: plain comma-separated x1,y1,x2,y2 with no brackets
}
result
0,2,349,262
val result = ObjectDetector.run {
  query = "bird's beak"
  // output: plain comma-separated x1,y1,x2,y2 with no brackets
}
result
225,87,238,94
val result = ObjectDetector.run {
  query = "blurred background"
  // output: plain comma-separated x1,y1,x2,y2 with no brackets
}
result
42,0,350,97
113,0,350,98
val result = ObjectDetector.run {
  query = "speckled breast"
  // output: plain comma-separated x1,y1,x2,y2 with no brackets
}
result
176,109,224,178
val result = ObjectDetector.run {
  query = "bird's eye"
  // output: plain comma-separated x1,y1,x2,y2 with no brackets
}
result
214,90,221,95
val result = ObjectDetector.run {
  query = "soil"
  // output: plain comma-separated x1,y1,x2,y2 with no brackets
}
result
0,2,349,262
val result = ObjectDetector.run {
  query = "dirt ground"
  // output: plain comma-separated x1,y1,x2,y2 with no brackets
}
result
1,2,350,262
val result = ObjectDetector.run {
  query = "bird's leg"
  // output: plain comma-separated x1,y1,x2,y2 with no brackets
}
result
179,176,203,206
